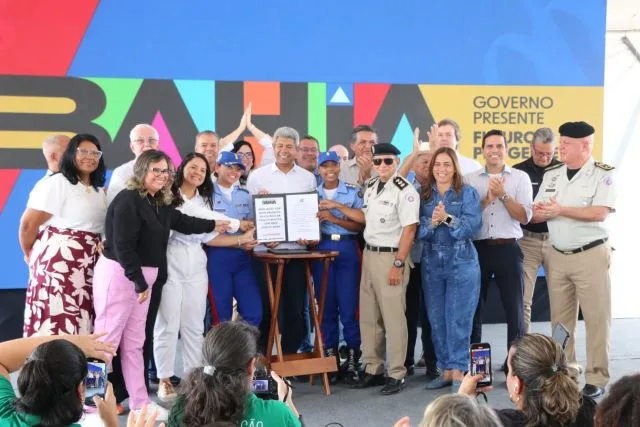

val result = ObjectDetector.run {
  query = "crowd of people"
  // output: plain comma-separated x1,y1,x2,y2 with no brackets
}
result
6,109,623,425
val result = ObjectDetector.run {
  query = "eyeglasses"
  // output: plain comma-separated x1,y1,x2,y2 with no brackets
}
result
132,138,158,145
76,148,103,159
236,152,254,159
373,158,395,166
150,168,175,177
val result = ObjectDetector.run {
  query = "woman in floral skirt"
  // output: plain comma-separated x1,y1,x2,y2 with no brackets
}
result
18,133,107,336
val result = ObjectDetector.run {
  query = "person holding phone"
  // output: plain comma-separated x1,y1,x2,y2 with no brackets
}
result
167,321,302,426
459,333,596,427
0,333,116,426
417,147,482,392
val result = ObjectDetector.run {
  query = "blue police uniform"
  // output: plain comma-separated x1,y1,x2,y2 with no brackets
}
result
313,179,363,351
418,184,482,376
206,165,262,327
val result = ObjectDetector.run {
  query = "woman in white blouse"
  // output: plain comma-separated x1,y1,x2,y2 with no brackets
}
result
18,133,108,337
153,152,256,402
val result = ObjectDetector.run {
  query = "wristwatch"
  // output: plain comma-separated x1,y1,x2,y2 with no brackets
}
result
499,193,510,202
444,214,454,225
393,259,405,268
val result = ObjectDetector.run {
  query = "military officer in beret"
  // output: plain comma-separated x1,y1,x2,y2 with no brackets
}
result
329,142,419,395
533,121,616,399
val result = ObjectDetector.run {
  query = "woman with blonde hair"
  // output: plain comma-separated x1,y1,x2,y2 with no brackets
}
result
459,333,596,427
393,394,502,427
93,150,229,420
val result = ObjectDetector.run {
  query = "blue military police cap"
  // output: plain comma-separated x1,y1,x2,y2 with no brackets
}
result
216,151,246,170
318,151,341,166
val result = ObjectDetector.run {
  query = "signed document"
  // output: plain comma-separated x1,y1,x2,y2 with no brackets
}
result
253,192,320,243
285,192,320,241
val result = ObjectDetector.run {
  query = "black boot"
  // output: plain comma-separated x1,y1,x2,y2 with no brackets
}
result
341,347,362,385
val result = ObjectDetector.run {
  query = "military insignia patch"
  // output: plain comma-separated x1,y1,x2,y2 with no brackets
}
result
393,176,408,190
594,161,614,171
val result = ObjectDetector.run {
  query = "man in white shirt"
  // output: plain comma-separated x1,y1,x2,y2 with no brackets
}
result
246,126,317,354
429,119,483,174
465,129,533,358
107,124,160,204
339,125,378,186
41,134,70,177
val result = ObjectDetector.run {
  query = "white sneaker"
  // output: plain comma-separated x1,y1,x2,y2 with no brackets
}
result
157,380,178,403
132,402,168,422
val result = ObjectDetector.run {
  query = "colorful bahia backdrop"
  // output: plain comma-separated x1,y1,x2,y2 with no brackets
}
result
0,0,606,289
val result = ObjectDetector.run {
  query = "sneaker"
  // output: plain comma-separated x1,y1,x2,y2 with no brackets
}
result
132,403,168,422
325,347,340,384
157,381,177,403
380,377,405,395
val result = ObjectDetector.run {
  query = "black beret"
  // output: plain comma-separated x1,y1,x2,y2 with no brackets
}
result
372,143,401,156
558,121,595,138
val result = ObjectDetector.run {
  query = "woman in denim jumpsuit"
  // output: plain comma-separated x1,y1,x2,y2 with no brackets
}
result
418,147,482,392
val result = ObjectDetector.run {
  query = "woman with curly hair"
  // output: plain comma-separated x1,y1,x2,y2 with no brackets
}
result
92,150,229,420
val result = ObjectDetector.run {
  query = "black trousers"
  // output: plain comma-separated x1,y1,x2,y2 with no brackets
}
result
109,264,167,403
405,262,436,366
471,241,525,350
252,257,308,355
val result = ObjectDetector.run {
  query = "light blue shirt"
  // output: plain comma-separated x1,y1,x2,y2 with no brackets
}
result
212,183,253,236
317,181,363,235
464,165,533,240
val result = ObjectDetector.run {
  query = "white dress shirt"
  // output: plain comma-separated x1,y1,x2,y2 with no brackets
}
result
107,159,135,205
457,153,483,175
464,165,533,240
246,162,317,249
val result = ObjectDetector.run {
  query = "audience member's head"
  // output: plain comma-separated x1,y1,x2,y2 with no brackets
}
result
180,321,260,426
595,373,640,427
13,340,88,426
508,333,582,426
418,394,503,427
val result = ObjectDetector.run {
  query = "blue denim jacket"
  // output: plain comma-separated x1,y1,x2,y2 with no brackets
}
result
417,184,482,246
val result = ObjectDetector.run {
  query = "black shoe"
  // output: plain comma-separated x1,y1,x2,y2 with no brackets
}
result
325,347,340,384
351,373,385,389
338,345,348,363
341,347,362,385
405,365,415,376
583,384,605,399
425,362,440,381
380,377,405,395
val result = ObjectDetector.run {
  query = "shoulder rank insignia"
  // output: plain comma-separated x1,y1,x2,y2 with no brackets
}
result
345,183,358,189
367,177,379,188
393,176,409,190
545,163,563,172
237,187,249,193
594,161,614,171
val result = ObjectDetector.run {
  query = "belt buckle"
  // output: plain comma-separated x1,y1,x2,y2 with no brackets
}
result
331,234,340,241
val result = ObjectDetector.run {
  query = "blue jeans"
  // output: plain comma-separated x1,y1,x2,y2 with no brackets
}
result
422,242,480,371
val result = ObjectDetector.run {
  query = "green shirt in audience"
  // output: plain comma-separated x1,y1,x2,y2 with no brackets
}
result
0,376,81,427
168,392,301,427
